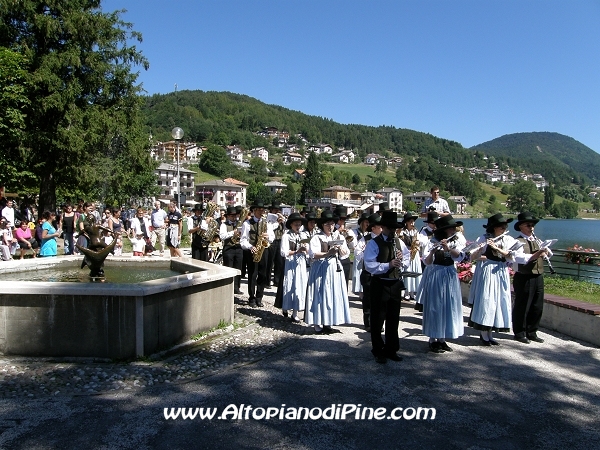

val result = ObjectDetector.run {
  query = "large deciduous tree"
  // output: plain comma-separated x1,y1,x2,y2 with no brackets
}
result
0,0,153,212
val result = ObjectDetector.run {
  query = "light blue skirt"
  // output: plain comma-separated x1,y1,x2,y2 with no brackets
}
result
281,255,308,312
304,257,351,326
468,260,512,331
404,253,422,296
418,264,464,339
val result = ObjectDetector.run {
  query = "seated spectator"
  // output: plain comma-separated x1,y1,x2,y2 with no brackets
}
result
15,220,39,259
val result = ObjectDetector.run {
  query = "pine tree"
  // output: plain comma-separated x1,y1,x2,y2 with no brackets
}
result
301,152,324,203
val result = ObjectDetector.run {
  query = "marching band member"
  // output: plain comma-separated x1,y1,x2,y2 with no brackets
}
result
414,211,439,311
189,204,210,261
398,211,422,301
351,213,371,299
304,210,351,334
240,200,274,307
278,213,309,322
512,212,552,344
267,201,285,287
364,211,410,363
467,214,528,346
220,206,244,295
418,215,466,353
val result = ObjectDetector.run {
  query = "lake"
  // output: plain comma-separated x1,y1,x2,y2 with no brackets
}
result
458,218,600,250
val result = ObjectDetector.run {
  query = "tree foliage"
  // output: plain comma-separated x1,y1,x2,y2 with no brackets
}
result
198,144,233,177
301,152,324,202
506,180,544,215
0,0,153,212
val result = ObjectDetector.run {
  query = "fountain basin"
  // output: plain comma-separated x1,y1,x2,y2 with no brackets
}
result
0,257,238,359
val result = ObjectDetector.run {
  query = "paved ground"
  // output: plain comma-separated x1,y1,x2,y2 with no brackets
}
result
1,272,599,449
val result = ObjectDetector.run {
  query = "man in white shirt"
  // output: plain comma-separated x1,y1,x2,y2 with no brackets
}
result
420,186,451,218
150,201,168,256
364,211,410,364
1,200,15,228
240,200,274,307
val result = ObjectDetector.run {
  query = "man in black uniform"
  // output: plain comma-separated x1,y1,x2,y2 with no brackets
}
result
266,201,285,287
364,211,410,364
512,212,551,344
189,204,209,261
220,206,243,295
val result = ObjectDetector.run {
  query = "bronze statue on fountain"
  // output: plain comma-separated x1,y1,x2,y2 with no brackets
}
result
75,214,119,280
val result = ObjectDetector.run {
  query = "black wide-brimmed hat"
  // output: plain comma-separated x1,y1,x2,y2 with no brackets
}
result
285,212,307,229
434,215,463,231
226,206,237,215
378,202,390,212
305,212,317,222
483,213,513,229
235,205,243,213
251,200,267,209
380,210,401,229
269,201,282,211
334,205,348,219
368,213,381,227
317,210,339,227
402,211,418,224
513,211,540,231
357,212,370,225
193,204,204,211
424,211,439,224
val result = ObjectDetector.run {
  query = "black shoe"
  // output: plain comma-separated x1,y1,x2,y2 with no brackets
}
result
291,316,301,323
282,310,289,318
480,336,492,347
234,289,243,295
439,342,453,352
489,339,500,346
248,300,257,307
256,299,263,307
323,326,338,334
375,355,387,364
429,342,444,353
528,334,544,343
387,353,403,362
514,335,531,344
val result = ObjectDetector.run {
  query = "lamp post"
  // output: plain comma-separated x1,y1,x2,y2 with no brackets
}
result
171,127,184,210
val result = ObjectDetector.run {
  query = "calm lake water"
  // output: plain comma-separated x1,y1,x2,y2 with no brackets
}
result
459,218,600,250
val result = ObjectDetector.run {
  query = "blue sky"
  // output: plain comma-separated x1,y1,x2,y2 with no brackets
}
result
102,0,600,154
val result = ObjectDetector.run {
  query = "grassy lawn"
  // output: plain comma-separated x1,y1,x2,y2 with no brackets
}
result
545,276,600,305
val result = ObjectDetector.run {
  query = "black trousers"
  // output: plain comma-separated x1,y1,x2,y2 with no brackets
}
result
267,239,284,284
223,246,243,291
370,278,404,357
512,273,544,337
246,249,268,303
192,245,208,261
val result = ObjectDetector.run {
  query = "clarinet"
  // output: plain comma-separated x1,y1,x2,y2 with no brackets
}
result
532,232,556,274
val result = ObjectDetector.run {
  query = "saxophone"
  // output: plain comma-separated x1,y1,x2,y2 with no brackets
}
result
410,233,420,261
230,206,248,245
252,213,270,262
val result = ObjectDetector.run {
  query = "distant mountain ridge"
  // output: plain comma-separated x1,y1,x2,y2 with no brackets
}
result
470,132,600,183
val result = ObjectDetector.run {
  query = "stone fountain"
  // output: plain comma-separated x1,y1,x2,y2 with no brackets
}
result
0,251,238,359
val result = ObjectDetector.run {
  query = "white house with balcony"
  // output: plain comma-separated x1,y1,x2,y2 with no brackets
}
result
155,162,196,204
251,147,269,162
377,187,403,212
226,145,244,163
265,181,287,196
282,151,304,165
364,153,385,165
307,144,333,154
195,179,248,208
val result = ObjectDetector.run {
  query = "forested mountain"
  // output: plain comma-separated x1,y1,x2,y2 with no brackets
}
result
470,132,600,184
142,90,476,167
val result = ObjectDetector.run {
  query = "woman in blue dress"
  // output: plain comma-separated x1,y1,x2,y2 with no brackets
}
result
279,213,310,323
468,213,525,346
304,210,351,334
39,210,60,257
417,215,465,353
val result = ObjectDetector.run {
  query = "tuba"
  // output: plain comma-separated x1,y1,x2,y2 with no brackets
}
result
197,202,219,237
230,206,249,245
252,213,270,262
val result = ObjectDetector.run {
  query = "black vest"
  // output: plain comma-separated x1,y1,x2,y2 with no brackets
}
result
373,234,396,277
248,218,260,247
222,221,240,252
516,237,544,275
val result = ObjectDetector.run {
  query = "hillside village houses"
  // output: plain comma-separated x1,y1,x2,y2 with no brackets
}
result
150,141,204,162
195,178,248,208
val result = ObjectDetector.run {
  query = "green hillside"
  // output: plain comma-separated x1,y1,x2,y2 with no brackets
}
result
470,132,600,184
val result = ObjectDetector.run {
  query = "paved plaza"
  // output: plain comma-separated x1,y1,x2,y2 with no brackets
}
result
0,275,599,449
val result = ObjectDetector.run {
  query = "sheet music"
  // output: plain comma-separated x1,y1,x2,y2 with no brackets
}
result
540,239,557,249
